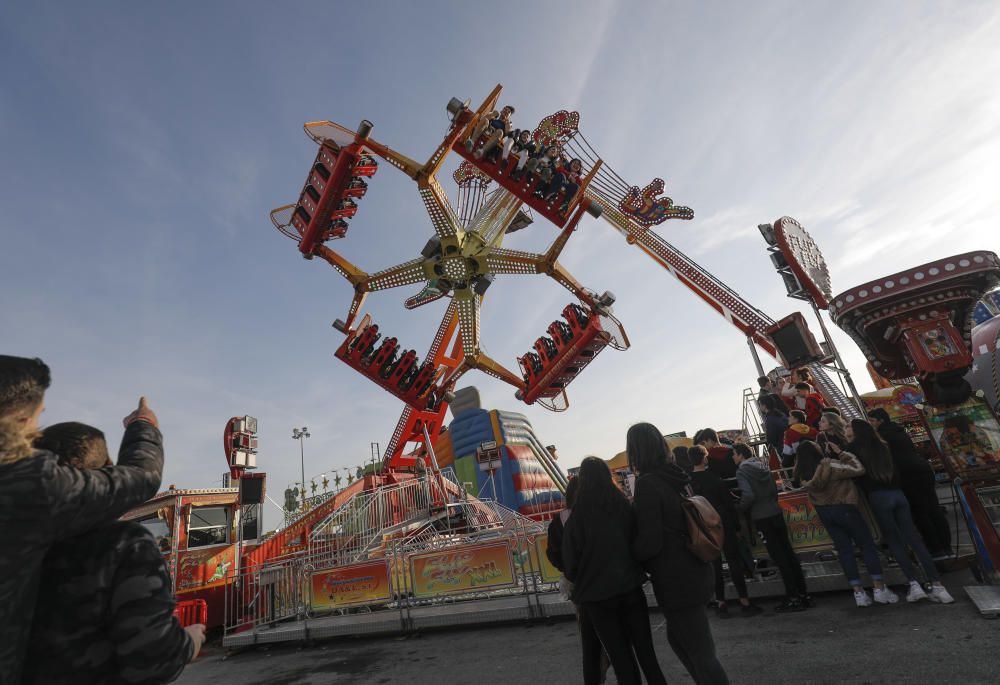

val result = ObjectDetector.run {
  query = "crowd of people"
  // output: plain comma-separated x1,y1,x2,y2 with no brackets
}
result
544,369,958,685
463,104,584,214
0,355,203,684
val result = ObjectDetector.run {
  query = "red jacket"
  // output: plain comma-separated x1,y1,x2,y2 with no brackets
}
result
783,423,818,454
802,394,825,427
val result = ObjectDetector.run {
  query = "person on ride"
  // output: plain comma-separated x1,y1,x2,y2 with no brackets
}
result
24,422,204,684
546,159,583,214
688,445,762,619
782,409,818,470
794,439,898,608
629,423,729,685
532,145,563,196
562,456,667,685
847,419,955,604
546,477,610,685
869,408,952,559
507,129,540,178
0,356,164,683
473,105,515,161
732,443,810,613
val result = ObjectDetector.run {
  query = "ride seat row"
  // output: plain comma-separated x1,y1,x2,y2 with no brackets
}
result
292,145,379,247
517,303,599,397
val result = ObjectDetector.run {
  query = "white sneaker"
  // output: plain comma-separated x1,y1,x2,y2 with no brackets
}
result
928,584,955,604
854,589,873,607
906,581,929,603
873,587,899,605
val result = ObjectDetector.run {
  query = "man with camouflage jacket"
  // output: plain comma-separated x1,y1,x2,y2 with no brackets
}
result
0,355,165,684
24,422,203,684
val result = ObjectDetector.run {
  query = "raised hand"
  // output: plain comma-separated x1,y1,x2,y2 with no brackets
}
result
122,396,159,429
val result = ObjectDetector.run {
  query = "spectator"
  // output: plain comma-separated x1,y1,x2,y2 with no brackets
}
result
869,408,951,558
547,477,610,685
818,412,849,449
688,446,762,619
562,457,666,685
672,444,694,474
782,409,817,469
0,356,164,683
756,375,774,408
762,395,790,458
732,443,810,612
695,428,738,482
822,406,842,417
848,419,954,604
25,422,204,684
629,423,730,685
794,440,898,608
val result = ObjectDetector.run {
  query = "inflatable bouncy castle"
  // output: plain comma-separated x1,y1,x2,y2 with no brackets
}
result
431,389,564,520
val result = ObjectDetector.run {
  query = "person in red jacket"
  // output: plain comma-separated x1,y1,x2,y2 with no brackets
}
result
793,382,825,427
782,409,818,469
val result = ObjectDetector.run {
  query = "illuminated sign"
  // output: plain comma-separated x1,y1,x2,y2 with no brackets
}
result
775,217,832,309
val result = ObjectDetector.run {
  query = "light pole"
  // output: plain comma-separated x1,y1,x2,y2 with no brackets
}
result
292,426,310,506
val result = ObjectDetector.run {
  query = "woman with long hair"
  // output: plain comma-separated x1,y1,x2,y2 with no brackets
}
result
562,457,666,685
848,419,954,604
795,440,897,607
629,423,730,685
819,412,849,448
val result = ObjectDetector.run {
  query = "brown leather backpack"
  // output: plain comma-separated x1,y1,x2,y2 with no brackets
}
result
681,495,725,562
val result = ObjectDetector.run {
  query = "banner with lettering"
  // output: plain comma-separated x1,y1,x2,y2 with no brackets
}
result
409,541,516,598
777,491,833,552
531,534,562,583
310,560,392,610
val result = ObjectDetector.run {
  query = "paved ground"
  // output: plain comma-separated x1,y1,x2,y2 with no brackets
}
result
179,568,998,685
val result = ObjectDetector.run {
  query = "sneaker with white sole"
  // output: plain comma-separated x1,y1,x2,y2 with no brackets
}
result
854,589,873,607
906,581,929,603
873,587,899,604
928,584,955,604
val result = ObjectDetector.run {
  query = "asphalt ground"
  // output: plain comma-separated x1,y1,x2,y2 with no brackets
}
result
178,568,998,685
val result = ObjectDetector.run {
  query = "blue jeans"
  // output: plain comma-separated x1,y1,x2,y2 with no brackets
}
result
868,488,940,583
815,504,882,585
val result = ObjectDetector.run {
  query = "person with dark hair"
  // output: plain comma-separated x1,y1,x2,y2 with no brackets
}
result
795,440,897,608
25,423,203,683
547,477,609,685
756,375,773,408
563,457,666,685
0,356,164,682
672,444,694,474
629,423,730,685
696,428,738,483
848,419,954,603
792,382,825,427
868,408,951,558
688,446,762,619
732,443,809,612
782,409,818,469
762,395,790,458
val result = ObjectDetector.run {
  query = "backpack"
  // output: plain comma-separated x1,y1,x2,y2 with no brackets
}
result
680,495,725,562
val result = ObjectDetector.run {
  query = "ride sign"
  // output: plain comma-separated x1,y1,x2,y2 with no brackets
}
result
310,560,392,611
409,541,516,597
774,216,833,309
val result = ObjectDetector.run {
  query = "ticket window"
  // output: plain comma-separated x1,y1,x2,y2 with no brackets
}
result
138,515,172,554
187,506,231,548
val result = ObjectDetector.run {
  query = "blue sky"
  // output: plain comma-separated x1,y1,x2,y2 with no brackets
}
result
3,1,999,526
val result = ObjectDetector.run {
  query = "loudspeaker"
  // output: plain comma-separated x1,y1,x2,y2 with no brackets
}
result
765,313,824,369
239,476,265,505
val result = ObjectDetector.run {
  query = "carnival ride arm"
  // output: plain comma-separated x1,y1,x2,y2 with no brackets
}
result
45,420,163,539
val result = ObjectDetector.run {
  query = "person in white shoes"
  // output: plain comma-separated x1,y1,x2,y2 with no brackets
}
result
795,439,899,608
848,420,955,605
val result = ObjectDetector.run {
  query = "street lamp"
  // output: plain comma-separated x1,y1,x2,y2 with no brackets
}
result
292,426,310,506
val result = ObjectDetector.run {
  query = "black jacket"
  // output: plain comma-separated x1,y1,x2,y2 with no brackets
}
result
562,501,644,603
848,439,901,492
878,421,933,477
0,420,163,684
546,511,567,572
764,413,789,454
689,469,738,532
632,465,713,610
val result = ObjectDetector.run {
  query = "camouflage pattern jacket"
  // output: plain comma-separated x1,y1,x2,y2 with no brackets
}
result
0,420,163,685
24,522,193,684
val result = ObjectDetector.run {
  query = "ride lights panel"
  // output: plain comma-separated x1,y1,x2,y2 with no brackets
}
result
898,317,972,376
